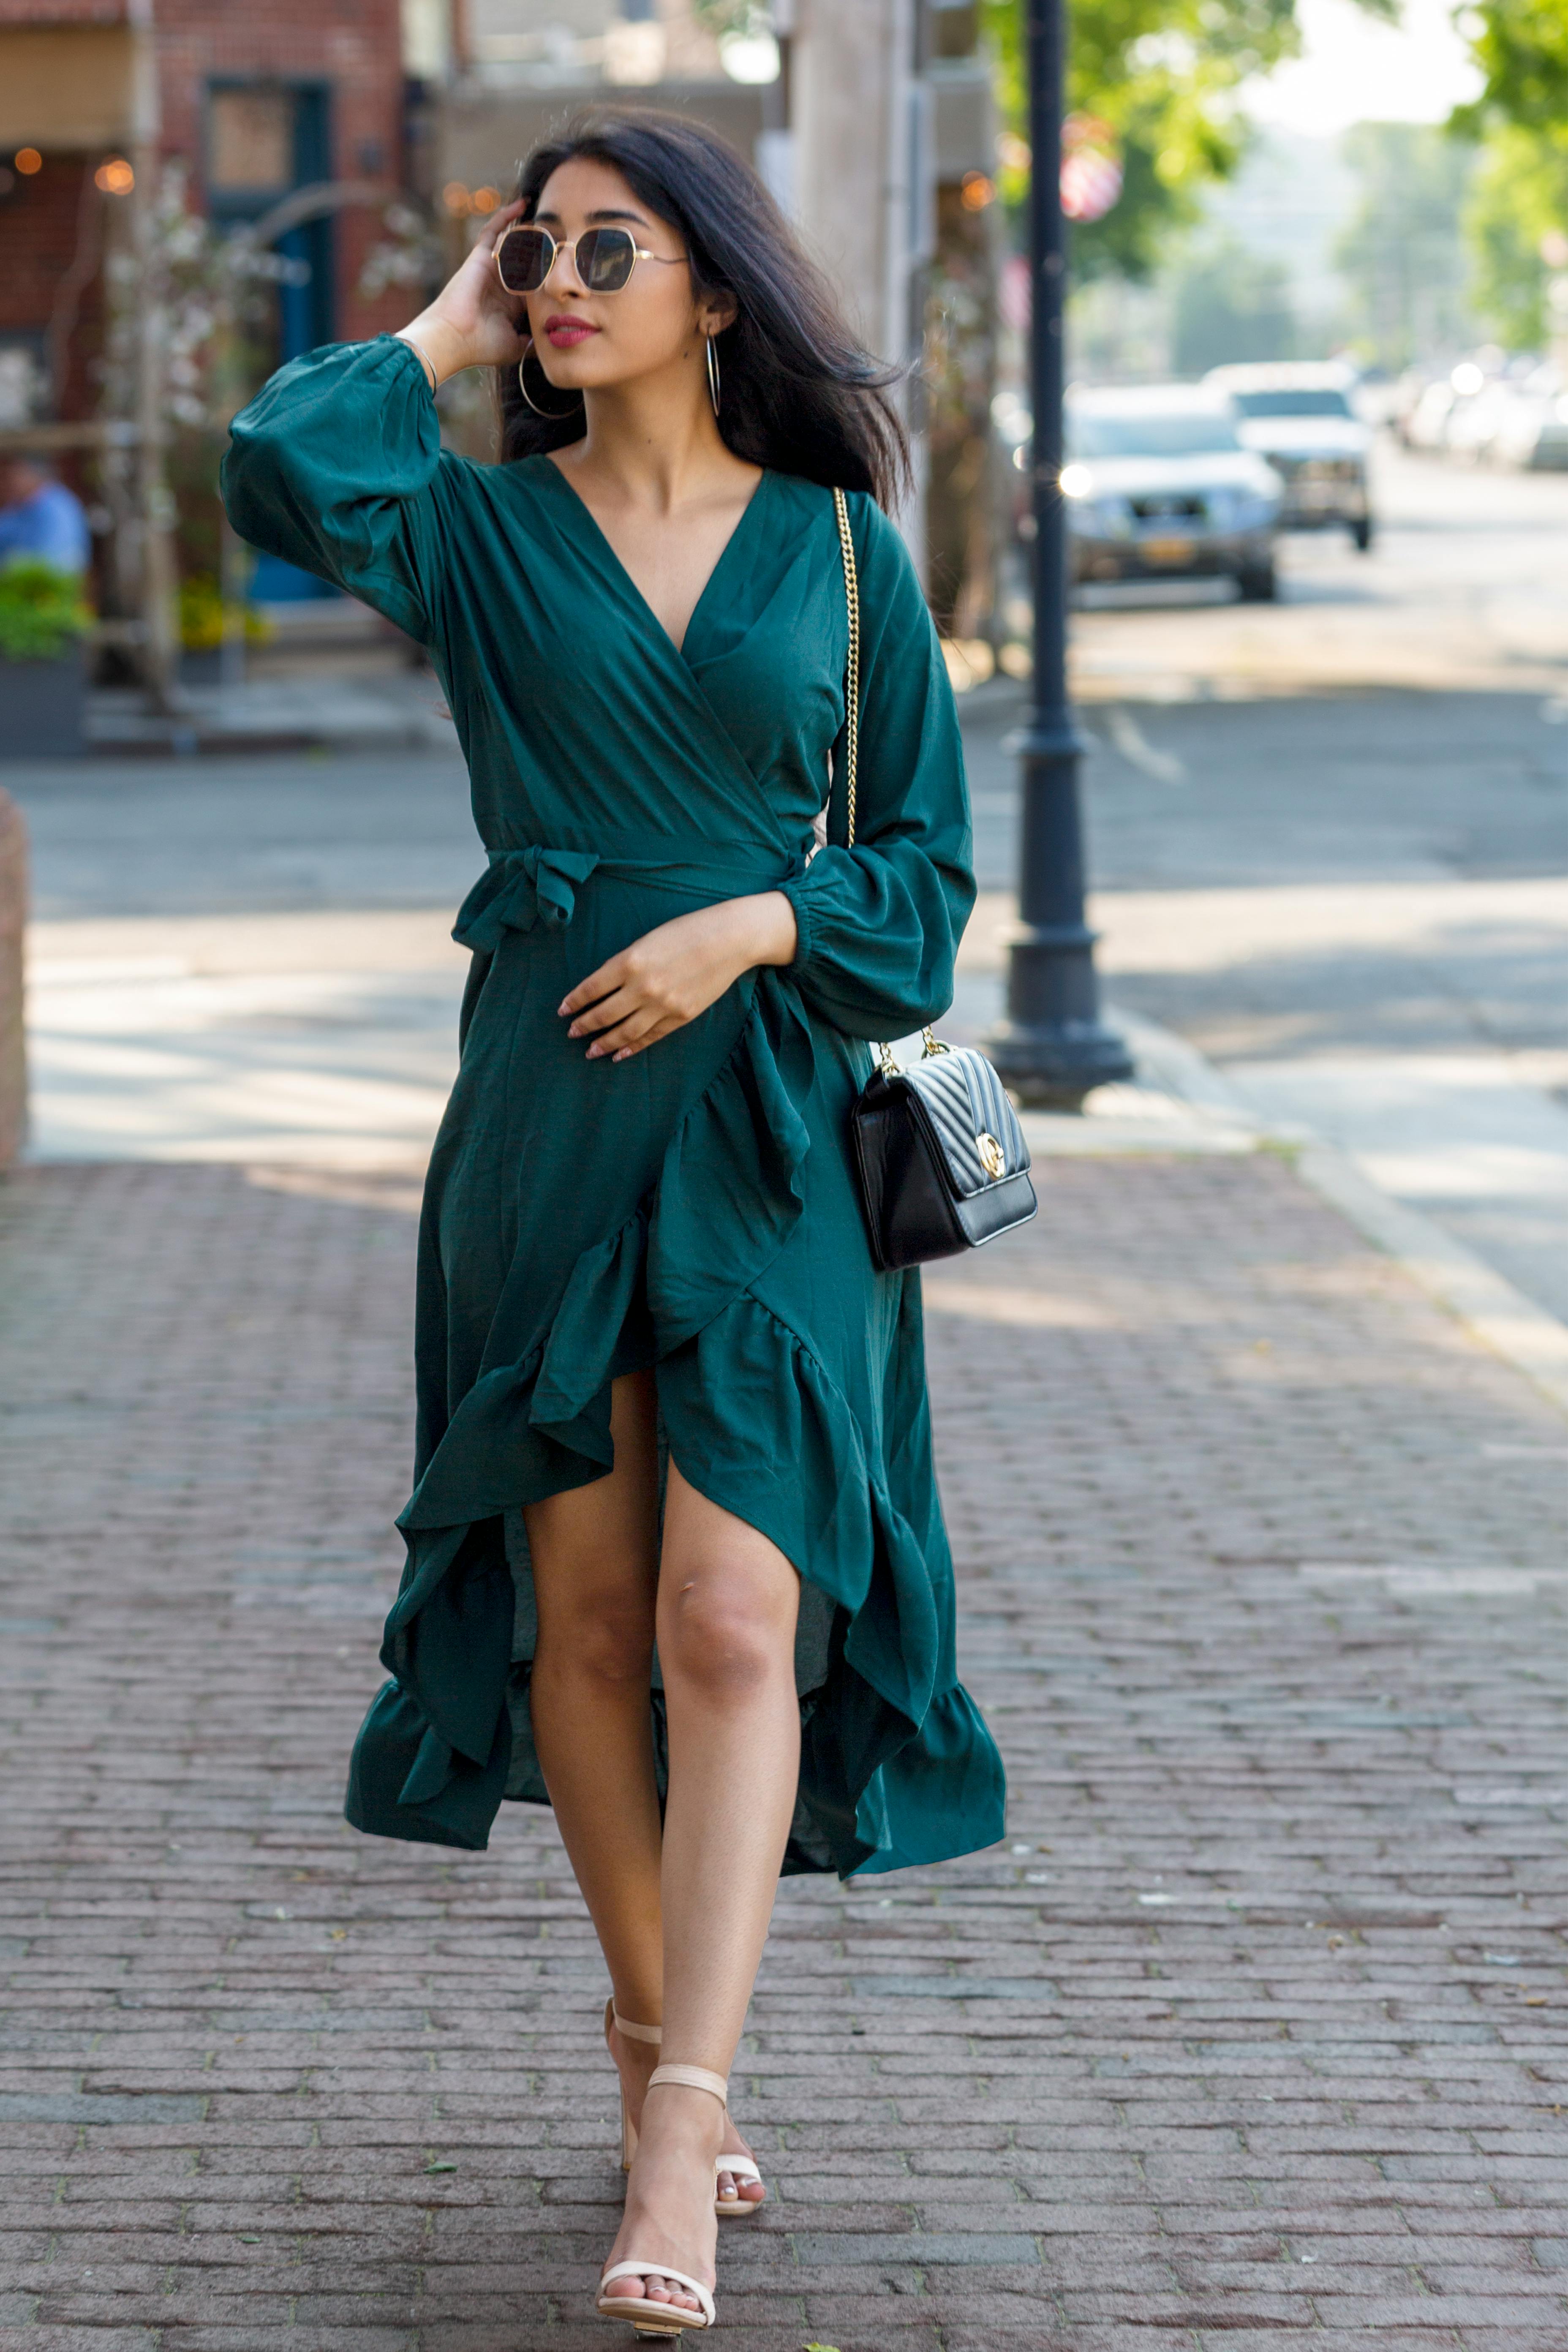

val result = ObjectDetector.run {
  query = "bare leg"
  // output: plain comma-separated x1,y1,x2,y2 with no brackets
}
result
527,1370,664,2023
526,1380,770,2213
601,1456,800,2317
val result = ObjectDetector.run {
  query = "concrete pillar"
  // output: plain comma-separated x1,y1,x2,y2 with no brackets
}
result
792,0,928,568
792,0,908,353
0,789,27,1171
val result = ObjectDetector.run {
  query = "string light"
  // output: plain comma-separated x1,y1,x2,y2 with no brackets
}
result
15,148,42,176
95,157,135,195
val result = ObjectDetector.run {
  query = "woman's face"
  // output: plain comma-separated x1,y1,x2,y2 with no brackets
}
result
521,158,724,395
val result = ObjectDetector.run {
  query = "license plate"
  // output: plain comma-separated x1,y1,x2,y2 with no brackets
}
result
1141,535,1195,566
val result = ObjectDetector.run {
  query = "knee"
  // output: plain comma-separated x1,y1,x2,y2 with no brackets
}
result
659,1585,789,1707
537,1599,654,1693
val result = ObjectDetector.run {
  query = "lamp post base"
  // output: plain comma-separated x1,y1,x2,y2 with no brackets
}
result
985,1012,1134,1109
986,913,1135,1109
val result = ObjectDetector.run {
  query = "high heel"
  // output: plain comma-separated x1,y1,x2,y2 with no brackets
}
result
596,2063,724,2337
605,2001,765,2217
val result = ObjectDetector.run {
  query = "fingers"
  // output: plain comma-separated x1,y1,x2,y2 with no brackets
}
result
558,959,628,1020
476,196,527,251
560,961,690,1060
586,1005,678,1062
564,984,635,1044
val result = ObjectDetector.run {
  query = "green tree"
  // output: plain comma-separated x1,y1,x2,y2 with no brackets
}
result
1169,237,1296,370
982,0,1394,281
1455,0,1568,134
1461,126,1568,346
1450,0,1568,346
1332,124,1475,367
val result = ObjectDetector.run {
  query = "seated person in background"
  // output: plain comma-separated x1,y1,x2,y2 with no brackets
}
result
0,457,90,572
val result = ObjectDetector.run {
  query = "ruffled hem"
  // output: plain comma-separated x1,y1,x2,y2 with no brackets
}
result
344,967,1005,1876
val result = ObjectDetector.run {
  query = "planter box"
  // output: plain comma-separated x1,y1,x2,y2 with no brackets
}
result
0,645,86,758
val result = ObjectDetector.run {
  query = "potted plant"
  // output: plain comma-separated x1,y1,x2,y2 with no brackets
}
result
0,560,93,757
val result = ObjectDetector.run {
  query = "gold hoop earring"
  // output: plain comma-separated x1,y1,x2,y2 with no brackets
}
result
705,333,721,419
518,339,582,422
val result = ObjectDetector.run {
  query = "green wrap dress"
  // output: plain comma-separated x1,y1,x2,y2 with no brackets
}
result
221,336,1006,1878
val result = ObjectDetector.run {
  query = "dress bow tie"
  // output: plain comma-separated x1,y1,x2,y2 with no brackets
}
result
452,846,603,954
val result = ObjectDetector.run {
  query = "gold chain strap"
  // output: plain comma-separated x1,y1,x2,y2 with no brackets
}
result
832,487,861,854
831,486,944,1072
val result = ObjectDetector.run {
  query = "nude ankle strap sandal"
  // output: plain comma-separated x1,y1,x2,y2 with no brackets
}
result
596,2063,725,2337
597,2259,716,2338
604,2003,765,2218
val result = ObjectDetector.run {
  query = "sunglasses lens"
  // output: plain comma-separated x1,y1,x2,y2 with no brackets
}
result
496,227,552,294
577,227,637,292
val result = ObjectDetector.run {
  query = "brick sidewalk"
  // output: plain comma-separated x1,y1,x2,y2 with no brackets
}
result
1,1152,1565,2350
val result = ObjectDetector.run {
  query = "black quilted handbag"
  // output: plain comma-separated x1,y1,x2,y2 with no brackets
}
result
830,490,1038,1271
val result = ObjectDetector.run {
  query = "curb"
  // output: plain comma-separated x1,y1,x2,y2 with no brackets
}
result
1110,1002,1568,1427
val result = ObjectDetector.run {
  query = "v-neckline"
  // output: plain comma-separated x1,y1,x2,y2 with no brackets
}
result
535,457,771,665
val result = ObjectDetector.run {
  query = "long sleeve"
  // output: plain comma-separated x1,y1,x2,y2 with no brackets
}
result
220,337,445,646
780,494,975,1039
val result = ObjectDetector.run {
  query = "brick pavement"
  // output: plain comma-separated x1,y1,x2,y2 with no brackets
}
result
1,1150,1565,2350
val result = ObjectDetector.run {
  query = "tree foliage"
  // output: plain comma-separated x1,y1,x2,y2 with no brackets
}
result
1463,124,1568,345
1333,124,1475,367
982,0,1305,278
1450,0,1568,348
1453,0,1568,136
1169,236,1296,370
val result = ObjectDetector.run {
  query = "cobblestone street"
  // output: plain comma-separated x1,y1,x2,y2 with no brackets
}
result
2,1146,1565,2349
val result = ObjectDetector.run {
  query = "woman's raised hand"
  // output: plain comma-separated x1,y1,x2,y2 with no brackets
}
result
559,894,799,1063
395,199,530,389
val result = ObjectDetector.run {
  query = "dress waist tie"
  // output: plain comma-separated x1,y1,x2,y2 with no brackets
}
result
452,841,808,957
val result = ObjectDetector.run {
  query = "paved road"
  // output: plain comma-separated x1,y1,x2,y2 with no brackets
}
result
960,442,1568,1324
3,1147,1565,2348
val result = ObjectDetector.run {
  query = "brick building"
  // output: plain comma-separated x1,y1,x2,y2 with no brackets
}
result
0,0,409,435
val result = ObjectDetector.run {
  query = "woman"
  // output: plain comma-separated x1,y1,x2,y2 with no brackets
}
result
222,111,1005,2338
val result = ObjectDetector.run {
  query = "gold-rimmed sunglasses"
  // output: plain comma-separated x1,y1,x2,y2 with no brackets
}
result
494,223,686,297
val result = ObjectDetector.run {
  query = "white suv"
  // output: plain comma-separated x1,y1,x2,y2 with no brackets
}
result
1205,363,1374,551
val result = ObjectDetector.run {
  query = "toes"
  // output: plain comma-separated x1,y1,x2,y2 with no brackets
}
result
603,2266,704,2314
642,2276,698,2310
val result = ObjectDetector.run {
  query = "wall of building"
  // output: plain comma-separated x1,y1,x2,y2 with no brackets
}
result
152,0,410,346
0,151,103,426
0,0,412,391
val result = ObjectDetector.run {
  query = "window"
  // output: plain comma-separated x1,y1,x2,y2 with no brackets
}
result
1229,390,1353,419
207,87,294,194
1069,411,1241,459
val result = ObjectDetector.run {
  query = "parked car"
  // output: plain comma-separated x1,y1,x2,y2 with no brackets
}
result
1205,362,1374,550
1405,376,1463,451
1062,384,1283,600
1489,369,1568,469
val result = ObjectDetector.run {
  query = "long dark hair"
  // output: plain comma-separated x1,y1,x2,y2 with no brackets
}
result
497,109,909,509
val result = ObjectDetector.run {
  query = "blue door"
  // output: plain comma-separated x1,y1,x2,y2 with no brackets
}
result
209,80,339,600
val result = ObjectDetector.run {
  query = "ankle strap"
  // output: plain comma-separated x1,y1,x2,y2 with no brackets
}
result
612,2008,663,2046
648,2061,727,2104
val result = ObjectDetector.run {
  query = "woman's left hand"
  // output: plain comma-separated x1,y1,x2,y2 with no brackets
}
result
559,891,797,1061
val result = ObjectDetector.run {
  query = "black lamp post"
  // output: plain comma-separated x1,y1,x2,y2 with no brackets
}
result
986,0,1131,1105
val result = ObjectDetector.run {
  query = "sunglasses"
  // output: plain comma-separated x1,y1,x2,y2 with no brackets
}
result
494,224,685,297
